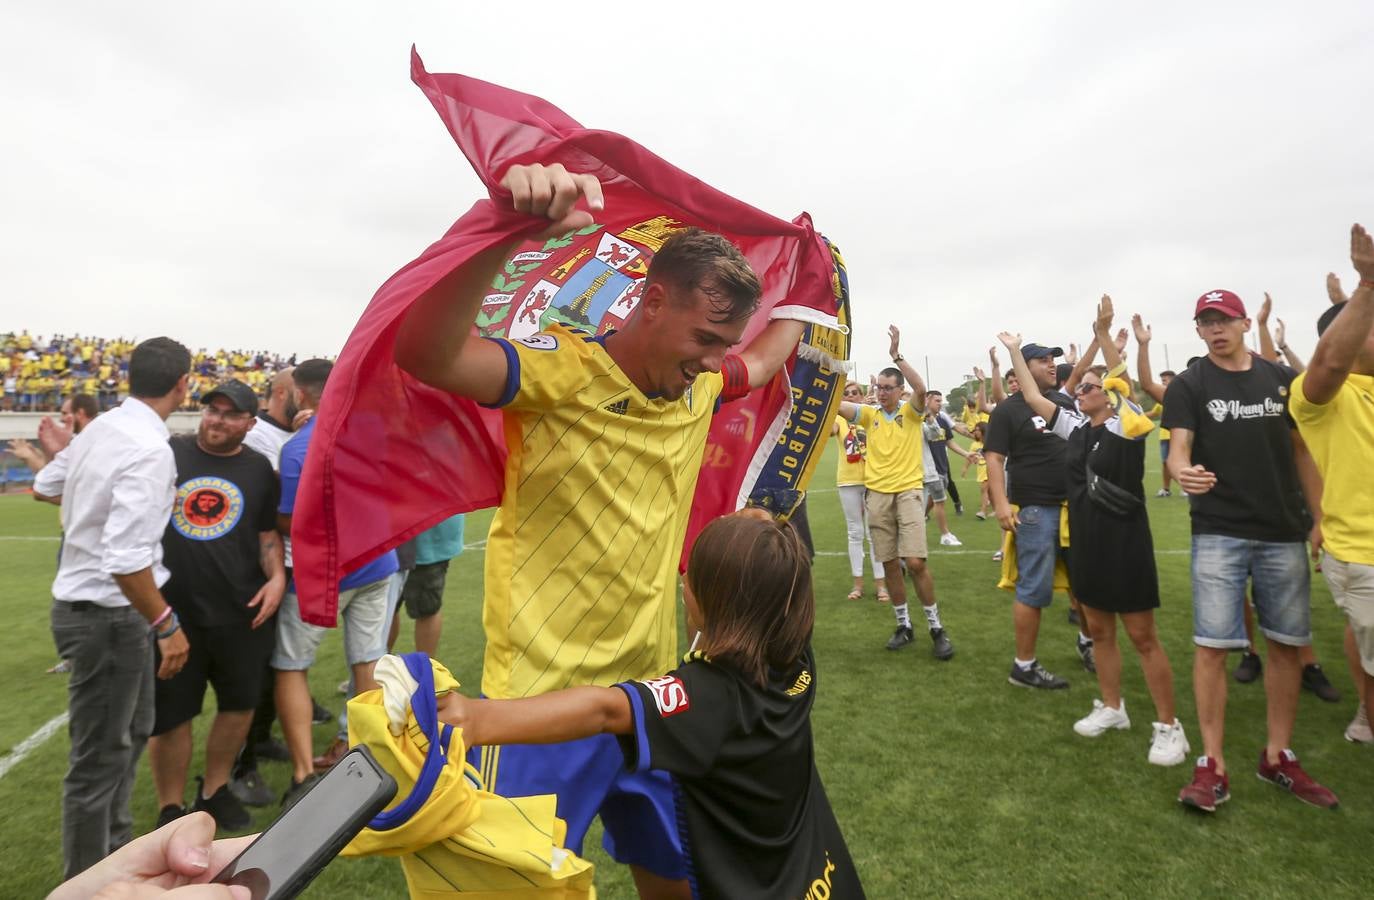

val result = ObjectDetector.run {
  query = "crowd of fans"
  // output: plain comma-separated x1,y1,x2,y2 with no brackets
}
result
1,330,298,413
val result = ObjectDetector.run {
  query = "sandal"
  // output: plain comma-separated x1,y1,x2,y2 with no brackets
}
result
846,588,863,601
876,589,891,604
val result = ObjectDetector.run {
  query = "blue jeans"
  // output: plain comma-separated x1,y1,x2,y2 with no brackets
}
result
1014,504,1065,609
1191,534,1311,648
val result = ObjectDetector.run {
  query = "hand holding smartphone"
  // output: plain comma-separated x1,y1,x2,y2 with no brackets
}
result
211,745,396,900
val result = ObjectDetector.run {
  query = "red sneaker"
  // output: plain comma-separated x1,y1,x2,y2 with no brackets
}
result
1257,749,1339,809
1178,756,1230,813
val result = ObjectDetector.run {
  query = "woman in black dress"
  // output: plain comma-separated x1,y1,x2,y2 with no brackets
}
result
999,296,1188,766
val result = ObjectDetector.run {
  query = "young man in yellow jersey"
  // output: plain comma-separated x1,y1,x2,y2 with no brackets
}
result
1291,224,1374,746
837,326,955,660
394,162,808,900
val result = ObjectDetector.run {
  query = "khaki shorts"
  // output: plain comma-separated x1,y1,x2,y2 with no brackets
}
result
865,488,927,562
1322,554,1374,676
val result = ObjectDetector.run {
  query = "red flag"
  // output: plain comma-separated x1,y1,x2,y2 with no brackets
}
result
291,49,840,626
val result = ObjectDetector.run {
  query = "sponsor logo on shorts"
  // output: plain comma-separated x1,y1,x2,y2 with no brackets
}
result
513,334,559,351
643,675,690,717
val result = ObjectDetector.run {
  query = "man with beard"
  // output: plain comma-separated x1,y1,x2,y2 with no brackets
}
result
147,380,284,831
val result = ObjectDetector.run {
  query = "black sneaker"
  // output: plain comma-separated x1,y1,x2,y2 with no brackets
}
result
192,777,252,832
930,628,955,660
1077,638,1096,674
1301,664,1342,703
1067,608,1080,627
156,804,186,829
1233,651,1263,684
228,768,275,807
954,503,964,516
282,773,321,811
311,699,334,725
886,625,915,651
1008,660,1069,690
252,738,291,763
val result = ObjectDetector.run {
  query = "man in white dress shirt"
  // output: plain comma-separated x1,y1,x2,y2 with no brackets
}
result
34,337,194,878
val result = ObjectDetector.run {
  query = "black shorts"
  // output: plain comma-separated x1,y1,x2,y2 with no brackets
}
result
152,617,276,735
402,560,450,619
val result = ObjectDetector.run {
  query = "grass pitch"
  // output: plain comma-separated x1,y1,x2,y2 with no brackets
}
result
1,435,1370,898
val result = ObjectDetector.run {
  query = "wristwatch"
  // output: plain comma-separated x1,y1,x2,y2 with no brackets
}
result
892,355,904,363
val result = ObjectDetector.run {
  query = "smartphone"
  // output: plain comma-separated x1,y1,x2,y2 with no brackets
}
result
211,745,397,899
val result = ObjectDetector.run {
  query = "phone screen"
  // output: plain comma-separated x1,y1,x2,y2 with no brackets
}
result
212,747,396,900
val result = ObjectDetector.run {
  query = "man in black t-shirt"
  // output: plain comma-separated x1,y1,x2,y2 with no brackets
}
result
985,342,1088,690
1164,289,1337,813
146,380,286,831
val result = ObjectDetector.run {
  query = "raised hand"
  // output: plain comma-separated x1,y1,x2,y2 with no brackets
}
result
888,325,902,360
997,331,1022,350
1131,313,1151,344
1094,294,1115,335
1065,343,1080,365
1275,317,1287,349
989,346,1000,367
37,416,72,457
1352,223,1374,282
501,163,605,238
1327,272,1349,305
1114,328,1129,354
973,365,987,381
1258,292,1272,324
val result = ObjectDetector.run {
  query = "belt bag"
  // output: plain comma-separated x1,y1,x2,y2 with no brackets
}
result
1085,463,1143,517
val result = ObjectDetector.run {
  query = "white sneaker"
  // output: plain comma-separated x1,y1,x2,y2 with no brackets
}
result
939,532,962,547
1345,706,1373,744
1148,719,1190,766
992,550,1003,561
1073,698,1130,737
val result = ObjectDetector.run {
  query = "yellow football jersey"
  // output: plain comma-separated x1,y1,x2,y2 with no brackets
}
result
481,323,723,699
856,402,926,494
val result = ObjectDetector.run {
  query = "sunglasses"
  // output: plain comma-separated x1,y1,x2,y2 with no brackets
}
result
1074,383,1101,396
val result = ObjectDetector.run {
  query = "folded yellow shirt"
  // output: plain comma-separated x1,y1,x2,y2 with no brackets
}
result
343,654,596,899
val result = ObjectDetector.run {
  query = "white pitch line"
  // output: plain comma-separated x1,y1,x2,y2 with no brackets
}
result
0,713,68,781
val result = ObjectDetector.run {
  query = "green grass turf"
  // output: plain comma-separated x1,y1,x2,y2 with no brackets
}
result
1,434,1371,898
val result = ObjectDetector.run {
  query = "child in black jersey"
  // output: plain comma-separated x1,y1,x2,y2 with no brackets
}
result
439,510,864,899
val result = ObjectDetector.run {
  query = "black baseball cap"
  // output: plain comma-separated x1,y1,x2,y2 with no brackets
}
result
202,379,258,414
1021,343,1063,360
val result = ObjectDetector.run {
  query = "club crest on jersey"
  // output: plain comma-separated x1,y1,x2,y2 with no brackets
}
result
1031,415,1048,432
643,675,690,717
513,334,559,351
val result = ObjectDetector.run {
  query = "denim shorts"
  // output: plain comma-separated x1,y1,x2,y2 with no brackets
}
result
271,576,391,670
1158,439,1170,464
1014,504,1066,609
1191,534,1311,648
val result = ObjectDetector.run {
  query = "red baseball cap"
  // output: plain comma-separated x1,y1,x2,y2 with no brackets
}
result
1193,289,1247,319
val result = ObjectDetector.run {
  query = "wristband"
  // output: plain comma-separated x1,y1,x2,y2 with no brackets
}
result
150,606,173,629
155,611,180,640
1361,279,1374,291
720,354,750,402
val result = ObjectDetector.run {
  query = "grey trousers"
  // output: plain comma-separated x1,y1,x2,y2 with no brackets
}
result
51,601,155,880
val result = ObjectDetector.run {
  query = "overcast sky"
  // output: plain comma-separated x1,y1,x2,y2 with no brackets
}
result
4,1,1372,389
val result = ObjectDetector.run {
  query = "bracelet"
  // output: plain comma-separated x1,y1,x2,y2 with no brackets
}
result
155,611,180,640
150,606,173,629
1360,279,1374,291
892,354,904,363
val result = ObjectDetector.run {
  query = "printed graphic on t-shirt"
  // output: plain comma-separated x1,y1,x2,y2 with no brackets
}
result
171,476,243,541
1204,394,1287,423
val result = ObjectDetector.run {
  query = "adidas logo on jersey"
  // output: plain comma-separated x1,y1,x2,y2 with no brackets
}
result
603,399,630,415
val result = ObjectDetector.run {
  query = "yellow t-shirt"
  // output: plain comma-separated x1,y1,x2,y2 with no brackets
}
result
833,414,867,486
970,440,989,483
1289,371,1374,566
856,402,925,494
482,324,723,699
